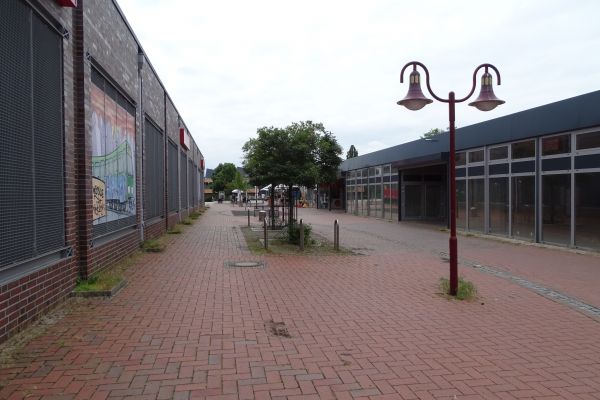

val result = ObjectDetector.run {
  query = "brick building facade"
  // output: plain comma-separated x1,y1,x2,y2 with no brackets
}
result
0,0,205,342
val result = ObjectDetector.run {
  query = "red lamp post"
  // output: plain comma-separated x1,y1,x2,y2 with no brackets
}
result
397,62,504,296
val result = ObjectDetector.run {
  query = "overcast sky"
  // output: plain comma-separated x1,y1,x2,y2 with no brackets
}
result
118,0,600,170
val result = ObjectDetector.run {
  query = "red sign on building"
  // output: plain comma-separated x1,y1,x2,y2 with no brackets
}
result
180,127,190,150
56,0,77,7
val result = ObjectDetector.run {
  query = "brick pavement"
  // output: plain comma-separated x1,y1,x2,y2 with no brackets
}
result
0,203,599,399
297,208,600,309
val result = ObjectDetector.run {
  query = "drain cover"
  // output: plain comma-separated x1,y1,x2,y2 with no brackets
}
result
225,261,265,268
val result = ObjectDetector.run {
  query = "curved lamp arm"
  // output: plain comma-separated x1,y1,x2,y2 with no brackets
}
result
400,61,503,104
456,64,502,103
400,61,448,103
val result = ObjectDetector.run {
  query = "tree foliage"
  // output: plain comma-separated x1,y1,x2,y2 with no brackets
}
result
421,128,443,140
242,121,342,188
346,145,358,159
242,121,343,231
211,162,237,193
229,170,249,192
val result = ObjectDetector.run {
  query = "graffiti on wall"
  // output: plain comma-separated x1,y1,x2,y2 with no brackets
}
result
90,83,136,225
92,177,106,220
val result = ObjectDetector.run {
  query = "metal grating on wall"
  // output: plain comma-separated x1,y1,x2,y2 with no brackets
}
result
167,140,178,212
188,159,194,207
144,118,164,220
0,0,64,269
180,151,187,210
192,163,198,207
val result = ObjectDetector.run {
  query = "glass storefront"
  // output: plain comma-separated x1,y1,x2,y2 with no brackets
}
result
512,176,535,240
489,177,508,235
575,172,600,249
343,127,600,251
468,178,485,232
542,174,571,246
456,180,466,229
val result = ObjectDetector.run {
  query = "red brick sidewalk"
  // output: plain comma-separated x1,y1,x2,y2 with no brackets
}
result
1,203,599,399
297,207,600,309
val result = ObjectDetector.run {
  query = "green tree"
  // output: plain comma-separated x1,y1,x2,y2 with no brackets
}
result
421,128,444,140
211,162,237,194
242,121,342,232
346,144,358,159
228,170,249,192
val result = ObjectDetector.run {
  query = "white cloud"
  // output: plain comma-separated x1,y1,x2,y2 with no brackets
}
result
117,0,600,169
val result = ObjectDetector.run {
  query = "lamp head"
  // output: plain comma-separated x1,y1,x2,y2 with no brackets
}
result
397,70,432,111
469,71,505,111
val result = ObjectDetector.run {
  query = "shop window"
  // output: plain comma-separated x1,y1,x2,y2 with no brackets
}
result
542,174,571,246
144,119,164,220
188,159,194,206
168,140,178,212
576,131,600,150
1,1,65,269
512,140,535,159
489,146,508,161
468,150,484,163
542,134,570,156
456,180,466,229
180,151,188,209
456,152,466,166
91,70,137,236
468,179,485,232
575,173,600,249
489,178,509,235
511,176,535,241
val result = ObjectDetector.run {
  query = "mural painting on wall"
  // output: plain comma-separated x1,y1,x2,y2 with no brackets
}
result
90,83,136,224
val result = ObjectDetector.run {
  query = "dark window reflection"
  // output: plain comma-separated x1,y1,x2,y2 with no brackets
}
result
512,140,535,159
542,134,570,156
576,131,600,150
489,146,508,160
575,173,600,249
542,174,571,245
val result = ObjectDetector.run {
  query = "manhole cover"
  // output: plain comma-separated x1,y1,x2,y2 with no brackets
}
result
224,261,265,269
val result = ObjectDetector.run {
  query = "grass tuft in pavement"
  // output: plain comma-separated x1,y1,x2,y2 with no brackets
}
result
74,250,143,293
167,224,183,234
141,238,166,253
439,277,477,300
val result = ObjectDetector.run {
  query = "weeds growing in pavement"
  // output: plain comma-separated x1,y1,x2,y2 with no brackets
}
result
439,277,477,300
141,238,166,253
167,224,183,234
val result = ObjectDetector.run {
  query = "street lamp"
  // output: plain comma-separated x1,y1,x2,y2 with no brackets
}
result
397,61,504,296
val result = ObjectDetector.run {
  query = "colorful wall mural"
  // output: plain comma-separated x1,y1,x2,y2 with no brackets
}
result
90,83,136,225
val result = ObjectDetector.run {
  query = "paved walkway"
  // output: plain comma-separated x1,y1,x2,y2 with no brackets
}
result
1,203,599,399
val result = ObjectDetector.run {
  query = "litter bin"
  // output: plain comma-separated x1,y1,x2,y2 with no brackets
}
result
258,210,266,222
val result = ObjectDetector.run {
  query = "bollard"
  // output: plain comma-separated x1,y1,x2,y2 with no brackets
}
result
299,219,304,251
336,220,340,251
247,209,250,227
334,220,338,251
263,219,268,249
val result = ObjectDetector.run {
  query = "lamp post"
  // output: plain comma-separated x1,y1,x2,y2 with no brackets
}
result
397,61,504,296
